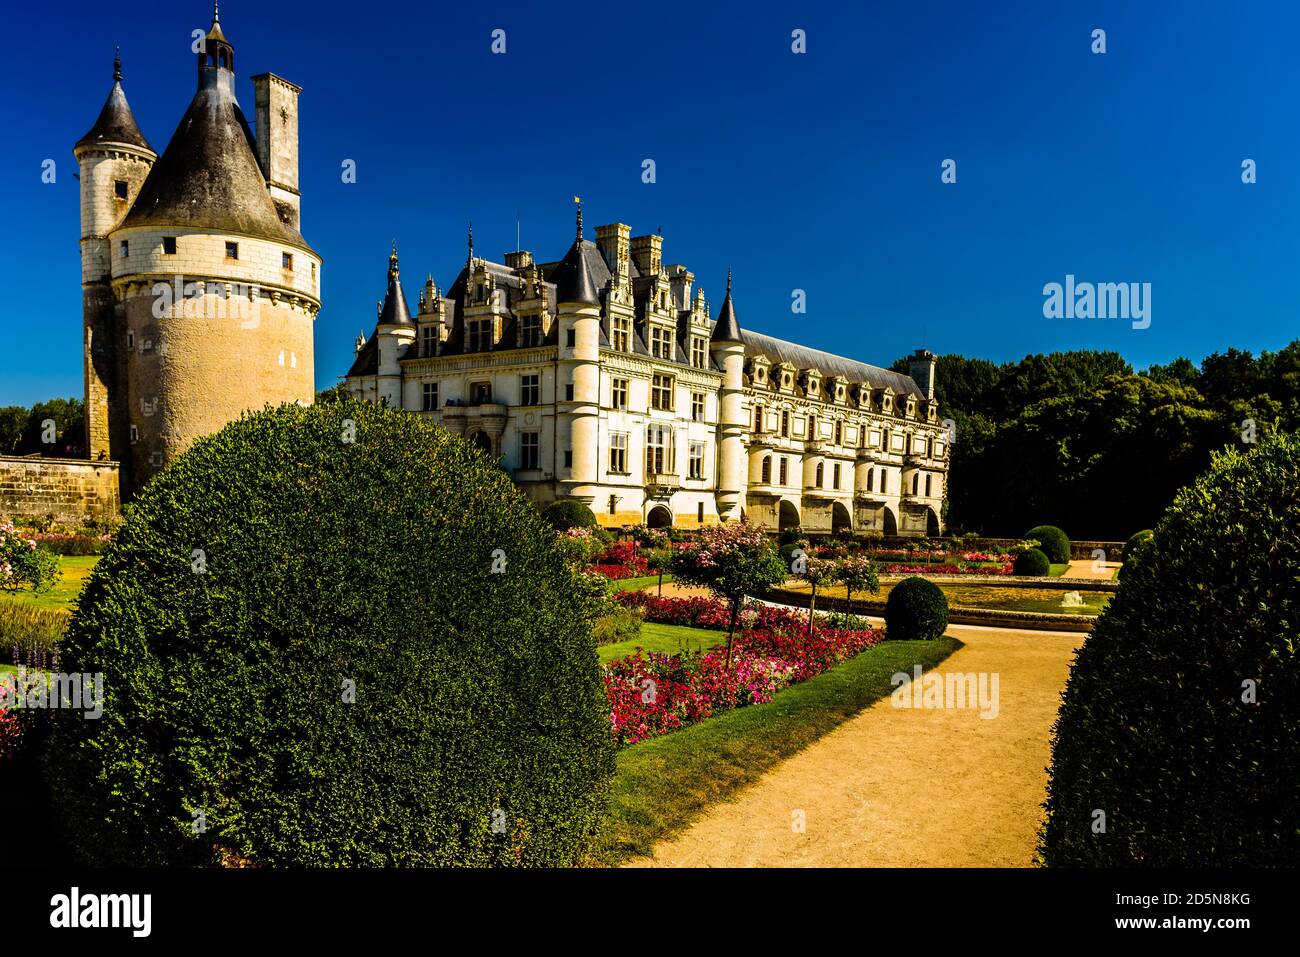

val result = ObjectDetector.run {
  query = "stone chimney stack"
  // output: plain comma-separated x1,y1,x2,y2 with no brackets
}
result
251,72,302,230
595,223,631,278
908,349,938,400
666,264,694,311
630,233,663,276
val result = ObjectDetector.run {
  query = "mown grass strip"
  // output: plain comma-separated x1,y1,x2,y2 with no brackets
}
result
591,635,962,865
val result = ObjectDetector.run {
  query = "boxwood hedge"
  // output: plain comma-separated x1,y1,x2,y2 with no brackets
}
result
45,400,616,866
1025,525,1070,564
1012,547,1051,577
1040,432,1300,865
884,576,949,641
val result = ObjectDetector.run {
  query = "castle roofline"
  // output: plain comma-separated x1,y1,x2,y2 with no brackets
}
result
76,52,154,154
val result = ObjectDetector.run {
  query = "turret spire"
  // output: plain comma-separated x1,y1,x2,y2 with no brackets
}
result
711,268,742,344
466,221,474,266
113,47,122,82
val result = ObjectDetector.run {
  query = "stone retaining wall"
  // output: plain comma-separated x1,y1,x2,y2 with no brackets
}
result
0,455,121,524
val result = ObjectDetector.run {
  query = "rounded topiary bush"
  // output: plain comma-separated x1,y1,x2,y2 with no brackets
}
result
541,499,597,532
1041,433,1300,866
1025,525,1070,564
1117,529,1155,583
46,400,616,867
883,576,949,641
1013,547,1051,577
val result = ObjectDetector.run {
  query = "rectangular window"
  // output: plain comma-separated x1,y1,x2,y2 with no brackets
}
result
421,382,439,412
119,240,128,257
520,314,542,347
760,456,771,484
611,377,628,410
925,473,932,497
420,325,437,357
566,329,576,347
867,468,875,492
282,252,293,269
688,442,705,480
610,432,628,473
467,319,492,352
471,381,492,404
612,316,631,352
835,421,843,445
651,374,674,411
690,336,706,368
520,374,540,406
691,392,705,422
697,502,705,523
646,424,673,475
565,383,574,402
520,432,540,470
564,450,573,468
781,410,790,437
833,463,842,489
650,326,673,359
114,180,128,199
225,241,238,260
126,330,135,350
129,424,138,443
754,406,764,432
162,236,177,255
779,457,788,485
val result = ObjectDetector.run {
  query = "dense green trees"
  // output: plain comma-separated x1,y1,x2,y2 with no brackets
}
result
894,342,1300,538
0,398,85,458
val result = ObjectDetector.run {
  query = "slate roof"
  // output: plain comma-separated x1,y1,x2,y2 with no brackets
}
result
740,330,925,398
76,57,153,153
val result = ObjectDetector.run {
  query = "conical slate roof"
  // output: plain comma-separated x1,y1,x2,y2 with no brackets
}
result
118,67,311,250
710,270,742,343
378,245,413,325
76,55,153,153
555,204,600,305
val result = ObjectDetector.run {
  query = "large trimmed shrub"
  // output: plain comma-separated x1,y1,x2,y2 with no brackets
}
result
1012,547,1051,577
1117,529,1155,583
1041,433,1300,865
541,499,597,532
1025,525,1070,564
46,400,616,867
883,576,949,641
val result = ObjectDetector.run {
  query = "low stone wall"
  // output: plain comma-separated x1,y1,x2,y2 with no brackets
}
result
0,455,121,524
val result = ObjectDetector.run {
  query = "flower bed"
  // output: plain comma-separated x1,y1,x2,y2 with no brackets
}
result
585,539,650,580
0,707,20,765
883,562,1013,576
604,594,881,746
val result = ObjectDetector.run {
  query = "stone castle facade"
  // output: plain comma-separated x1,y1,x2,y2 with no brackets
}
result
76,7,319,495
344,211,949,536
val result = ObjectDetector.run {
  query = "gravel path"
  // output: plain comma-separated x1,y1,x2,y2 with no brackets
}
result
627,621,1084,867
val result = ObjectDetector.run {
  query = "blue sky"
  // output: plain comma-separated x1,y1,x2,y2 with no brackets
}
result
3,0,1298,405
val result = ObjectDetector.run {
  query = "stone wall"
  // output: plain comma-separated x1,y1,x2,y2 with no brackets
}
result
0,456,121,524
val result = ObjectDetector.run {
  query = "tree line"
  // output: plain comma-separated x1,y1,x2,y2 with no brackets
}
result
0,398,85,458
892,342,1300,539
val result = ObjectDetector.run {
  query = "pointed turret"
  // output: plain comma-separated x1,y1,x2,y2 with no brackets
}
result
556,201,599,306
378,243,413,325
76,50,154,153
710,268,743,343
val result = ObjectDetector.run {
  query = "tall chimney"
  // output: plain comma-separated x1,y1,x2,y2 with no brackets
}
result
251,72,302,230
908,349,937,400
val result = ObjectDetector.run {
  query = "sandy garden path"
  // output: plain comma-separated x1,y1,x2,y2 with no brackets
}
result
627,622,1084,867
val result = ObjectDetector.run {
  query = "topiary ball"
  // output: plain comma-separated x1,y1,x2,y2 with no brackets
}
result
1013,547,1051,577
1025,524,1071,564
883,576,949,641
46,400,616,867
1041,433,1300,865
1117,529,1155,583
541,499,597,532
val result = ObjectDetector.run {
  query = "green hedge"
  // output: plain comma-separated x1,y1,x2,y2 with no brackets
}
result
1025,525,1071,564
45,400,616,866
1041,433,1300,865
1012,547,1051,577
883,576,949,641
541,499,597,531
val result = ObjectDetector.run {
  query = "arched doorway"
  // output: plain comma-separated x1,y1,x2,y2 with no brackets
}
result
778,499,800,532
926,507,941,537
831,501,852,536
646,505,672,529
882,506,898,537
469,431,492,455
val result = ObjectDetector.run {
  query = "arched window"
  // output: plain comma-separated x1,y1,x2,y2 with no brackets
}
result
815,462,824,487
219,50,227,68
925,473,932,497
911,472,919,495
867,468,874,492
761,455,771,484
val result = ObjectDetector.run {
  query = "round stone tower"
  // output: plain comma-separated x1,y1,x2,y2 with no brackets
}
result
556,204,603,507
710,271,748,521
100,7,321,493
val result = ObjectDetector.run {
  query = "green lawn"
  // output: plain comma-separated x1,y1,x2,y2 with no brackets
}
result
598,622,722,664
611,573,673,593
0,556,99,612
591,634,962,865
1049,563,1070,577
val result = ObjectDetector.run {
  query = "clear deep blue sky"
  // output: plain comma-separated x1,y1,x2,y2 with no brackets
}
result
3,0,1297,405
